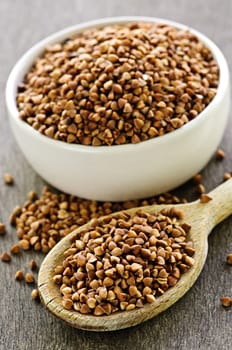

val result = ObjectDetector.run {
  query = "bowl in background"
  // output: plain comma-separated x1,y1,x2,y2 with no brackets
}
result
5,16,230,201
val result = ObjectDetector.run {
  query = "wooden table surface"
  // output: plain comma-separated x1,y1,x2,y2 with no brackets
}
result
1,0,232,349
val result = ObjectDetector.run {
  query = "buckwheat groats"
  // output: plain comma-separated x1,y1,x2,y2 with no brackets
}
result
17,22,219,146
53,207,195,315
12,186,185,253
0,223,6,235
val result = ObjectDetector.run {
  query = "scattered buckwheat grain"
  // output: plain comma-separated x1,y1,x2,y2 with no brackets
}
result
3,173,14,185
197,184,205,194
223,172,231,181
193,174,202,185
31,289,40,300
25,273,35,284
0,223,6,235
9,206,22,225
15,270,24,281
226,254,232,265
220,296,232,308
10,243,21,254
200,194,212,203
12,186,186,253
29,259,38,271
1,252,11,262
216,149,225,160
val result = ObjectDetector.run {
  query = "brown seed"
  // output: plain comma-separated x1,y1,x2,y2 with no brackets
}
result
184,245,195,257
10,244,21,254
120,301,128,311
29,259,37,270
19,239,30,250
25,273,35,283
3,173,14,185
193,174,202,184
113,84,122,94
143,286,152,296
181,223,191,233
9,206,22,225
184,256,194,266
31,289,40,300
34,242,41,251
223,172,231,181
87,298,96,309
95,269,104,279
156,256,165,265
167,275,178,286
126,304,136,311
75,240,85,250
111,247,122,256
197,184,205,194
93,305,105,316
62,286,72,295
131,263,142,272
28,191,37,200
123,103,133,114
53,274,62,284
62,298,73,310
15,270,24,281
16,226,26,239
98,287,108,300
30,236,39,246
226,254,232,265
172,267,181,279
116,263,124,276
107,290,116,301
143,277,153,286
0,223,6,235
220,296,232,307
129,285,141,297
200,194,212,203
103,80,113,90
105,267,116,277
86,262,95,271
1,252,11,262
141,248,151,259
77,254,86,267
45,126,55,138
54,265,64,274
80,304,90,314
216,148,225,160
146,294,156,303
103,277,114,287
94,246,105,256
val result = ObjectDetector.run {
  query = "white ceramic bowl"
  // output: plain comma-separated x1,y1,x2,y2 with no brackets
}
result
6,17,230,201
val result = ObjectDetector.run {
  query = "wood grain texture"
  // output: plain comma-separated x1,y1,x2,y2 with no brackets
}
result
0,0,232,348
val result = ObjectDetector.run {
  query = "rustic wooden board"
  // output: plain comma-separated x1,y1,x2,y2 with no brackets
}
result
0,0,232,349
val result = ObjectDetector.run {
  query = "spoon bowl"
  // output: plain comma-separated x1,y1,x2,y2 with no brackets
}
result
38,178,232,331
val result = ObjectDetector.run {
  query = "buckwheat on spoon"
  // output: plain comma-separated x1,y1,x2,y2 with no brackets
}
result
38,178,232,331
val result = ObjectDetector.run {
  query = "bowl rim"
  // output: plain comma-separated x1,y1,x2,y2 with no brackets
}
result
5,16,230,154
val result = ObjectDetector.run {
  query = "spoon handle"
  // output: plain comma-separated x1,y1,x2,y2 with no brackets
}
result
205,178,232,229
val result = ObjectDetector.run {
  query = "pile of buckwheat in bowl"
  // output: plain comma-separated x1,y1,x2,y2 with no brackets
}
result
17,22,219,146
7,18,229,201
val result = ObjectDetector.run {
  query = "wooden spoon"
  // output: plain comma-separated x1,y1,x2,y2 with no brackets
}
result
38,178,232,332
